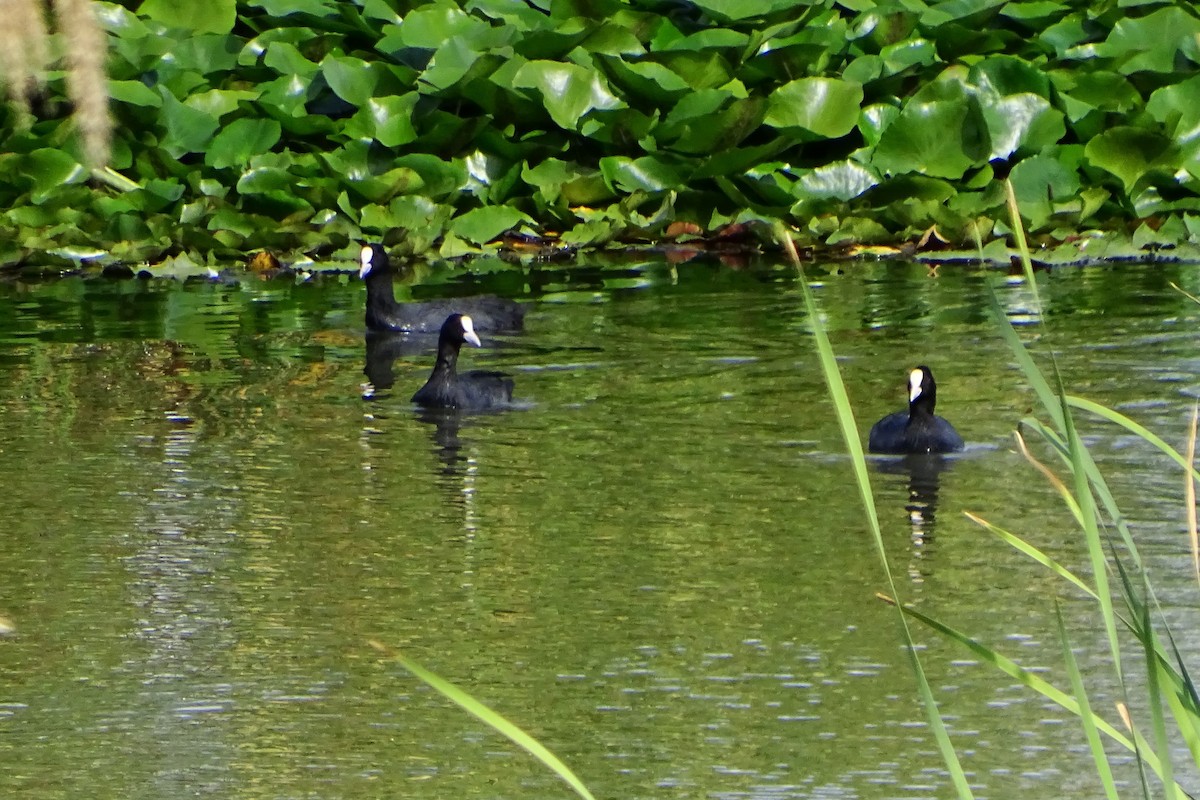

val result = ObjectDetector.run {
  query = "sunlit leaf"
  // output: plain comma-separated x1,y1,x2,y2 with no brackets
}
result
511,61,625,130
1084,127,1177,193
689,0,798,22
21,150,87,204
872,100,986,179
322,55,380,106
138,0,237,34
980,93,1065,159
109,80,162,107
157,86,219,158
799,160,880,201
599,155,683,193
765,78,864,137
449,206,531,244
396,2,490,49
206,119,282,169
1102,7,1200,75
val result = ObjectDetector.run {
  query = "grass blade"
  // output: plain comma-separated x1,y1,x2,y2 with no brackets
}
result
965,511,1097,599
370,641,598,800
778,224,975,798
1055,602,1120,800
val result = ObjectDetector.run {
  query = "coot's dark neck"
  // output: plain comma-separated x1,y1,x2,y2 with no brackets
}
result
908,385,937,421
365,267,398,311
432,339,461,378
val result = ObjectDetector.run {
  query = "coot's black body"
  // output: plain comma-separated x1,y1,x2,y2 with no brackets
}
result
411,313,514,410
359,244,526,333
868,365,964,454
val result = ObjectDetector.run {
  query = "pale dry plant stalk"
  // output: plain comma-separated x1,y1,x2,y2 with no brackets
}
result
0,0,110,167
50,0,111,168
0,0,51,121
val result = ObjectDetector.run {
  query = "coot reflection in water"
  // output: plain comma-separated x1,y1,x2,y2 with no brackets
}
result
872,453,955,547
360,330,509,501
362,331,430,395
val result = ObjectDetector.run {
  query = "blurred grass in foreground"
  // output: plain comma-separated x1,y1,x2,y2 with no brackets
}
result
781,183,1200,798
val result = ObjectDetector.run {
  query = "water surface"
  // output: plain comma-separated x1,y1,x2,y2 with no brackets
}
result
1,257,1198,798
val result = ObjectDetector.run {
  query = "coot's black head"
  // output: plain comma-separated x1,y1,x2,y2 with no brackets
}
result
359,243,391,279
908,365,937,414
441,313,482,349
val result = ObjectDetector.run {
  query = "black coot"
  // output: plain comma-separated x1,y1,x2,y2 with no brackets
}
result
868,365,964,454
412,313,514,410
359,244,526,333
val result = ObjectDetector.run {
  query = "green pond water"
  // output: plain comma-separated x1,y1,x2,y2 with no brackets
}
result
0,255,1198,799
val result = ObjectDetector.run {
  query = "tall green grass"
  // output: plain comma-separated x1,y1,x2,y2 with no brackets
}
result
780,186,1200,797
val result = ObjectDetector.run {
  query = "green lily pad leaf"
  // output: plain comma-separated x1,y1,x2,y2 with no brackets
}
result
1009,149,1084,227
109,80,161,107
7,205,58,227
798,160,879,201
599,57,692,105
843,55,883,85
421,37,485,92
879,37,938,75
981,93,1065,159
850,6,918,50
511,61,625,130
397,2,488,49
263,41,320,78
522,159,614,205
206,119,282,169
969,56,1050,97
827,216,891,245
689,0,797,22
247,0,338,16
345,95,419,147
561,220,616,246
237,167,294,195
95,3,151,36
1102,7,1200,75
207,206,259,237
650,51,733,91
1147,76,1200,178
859,103,901,146
1084,126,1177,193
172,33,241,74
599,156,683,193
660,96,765,154
765,78,863,138
138,0,235,34
391,155,467,200
22,148,87,201
259,74,313,118
663,89,733,126
872,99,986,178
1054,71,1141,120
360,203,405,232
159,86,219,158
186,89,260,119
449,206,531,245
322,55,379,106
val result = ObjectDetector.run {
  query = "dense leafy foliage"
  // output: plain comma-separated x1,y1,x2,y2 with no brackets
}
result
4,0,1200,268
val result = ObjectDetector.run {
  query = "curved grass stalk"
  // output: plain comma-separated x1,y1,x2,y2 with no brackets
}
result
897,602,1195,792
964,510,1097,600
777,223,975,799
369,641,597,800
